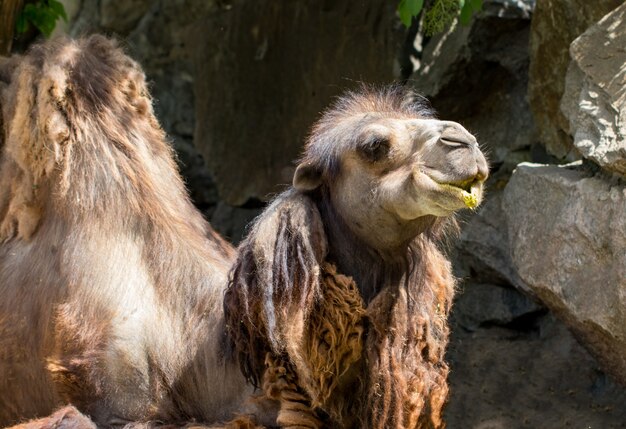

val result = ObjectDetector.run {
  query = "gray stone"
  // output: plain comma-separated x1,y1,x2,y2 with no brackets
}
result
446,309,626,428
503,162,626,384
192,0,404,205
482,0,535,19
100,0,152,34
210,202,262,245
170,136,218,212
561,3,626,176
456,191,531,294
528,0,622,158
412,0,536,165
68,0,101,36
454,282,542,331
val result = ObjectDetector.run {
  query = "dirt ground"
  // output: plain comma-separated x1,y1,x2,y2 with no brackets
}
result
444,282,626,429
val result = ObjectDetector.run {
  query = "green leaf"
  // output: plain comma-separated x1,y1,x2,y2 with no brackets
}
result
398,0,424,28
15,14,29,34
409,0,424,16
15,0,68,38
459,0,482,25
398,0,412,27
459,1,473,24
470,0,483,10
48,0,68,22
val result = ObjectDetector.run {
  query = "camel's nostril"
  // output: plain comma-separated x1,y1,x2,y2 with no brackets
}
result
475,159,489,182
440,123,477,148
440,136,471,148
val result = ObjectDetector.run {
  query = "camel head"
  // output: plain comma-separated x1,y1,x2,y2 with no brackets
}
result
293,86,489,250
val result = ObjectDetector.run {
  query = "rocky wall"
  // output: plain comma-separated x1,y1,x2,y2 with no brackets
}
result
527,0,622,158
504,2,626,386
192,0,405,207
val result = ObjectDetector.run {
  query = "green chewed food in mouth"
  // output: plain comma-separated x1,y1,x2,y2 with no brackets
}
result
462,188,479,209
438,180,482,209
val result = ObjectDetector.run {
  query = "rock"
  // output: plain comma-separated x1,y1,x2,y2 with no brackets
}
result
192,0,404,206
170,136,218,212
446,308,626,428
100,0,152,34
210,202,263,245
528,0,622,158
454,282,542,331
482,0,534,19
503,163,626,385
68,0,101,36
456,192,531,293
411,0,536,165
125,1,220,211
560,3,626,176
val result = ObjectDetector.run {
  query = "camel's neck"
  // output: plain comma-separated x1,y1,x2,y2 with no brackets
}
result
315,189,416,303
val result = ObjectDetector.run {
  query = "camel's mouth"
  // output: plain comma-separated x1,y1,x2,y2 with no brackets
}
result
436,179,483,209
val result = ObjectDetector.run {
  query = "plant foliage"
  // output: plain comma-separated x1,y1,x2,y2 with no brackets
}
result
398,0,483,35
16,0,67,38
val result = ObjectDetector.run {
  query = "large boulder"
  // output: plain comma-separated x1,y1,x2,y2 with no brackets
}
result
452,282,541,332
560,3,626,176
528,0,622,158
503,163,626,384
455,191,532,294
412,0,535,165
193,1,404,206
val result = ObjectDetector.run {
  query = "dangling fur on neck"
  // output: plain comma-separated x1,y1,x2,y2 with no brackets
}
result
224,189,456,428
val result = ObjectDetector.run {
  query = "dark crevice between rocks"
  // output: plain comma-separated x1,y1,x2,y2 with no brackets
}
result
483,308,548,335
399,13,428,82
240,197,267,210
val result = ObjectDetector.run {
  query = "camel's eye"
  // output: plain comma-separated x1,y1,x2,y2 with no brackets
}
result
359,136,390,162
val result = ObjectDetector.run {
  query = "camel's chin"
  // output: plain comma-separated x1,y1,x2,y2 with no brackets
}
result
392,182,484,220
415,171,484,212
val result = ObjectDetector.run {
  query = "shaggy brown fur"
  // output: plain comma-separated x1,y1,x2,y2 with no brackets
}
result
0,36,277,428
224,86,488,428
246,263,366,429
6,406,264,429
6,406,96,429
364,241,454,428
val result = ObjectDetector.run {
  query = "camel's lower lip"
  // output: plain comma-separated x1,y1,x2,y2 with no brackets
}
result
437,182,482,209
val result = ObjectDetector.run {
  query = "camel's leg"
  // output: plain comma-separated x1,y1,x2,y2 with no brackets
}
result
3,407,265,429
5,406,96,429
188,416,265,429
105,415,266,429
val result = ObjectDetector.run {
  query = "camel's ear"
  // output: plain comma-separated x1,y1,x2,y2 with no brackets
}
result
293,161,322,191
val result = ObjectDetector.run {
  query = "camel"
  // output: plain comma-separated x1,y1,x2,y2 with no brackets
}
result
224,87,489,428
0,36,262,427
0,36,488,429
